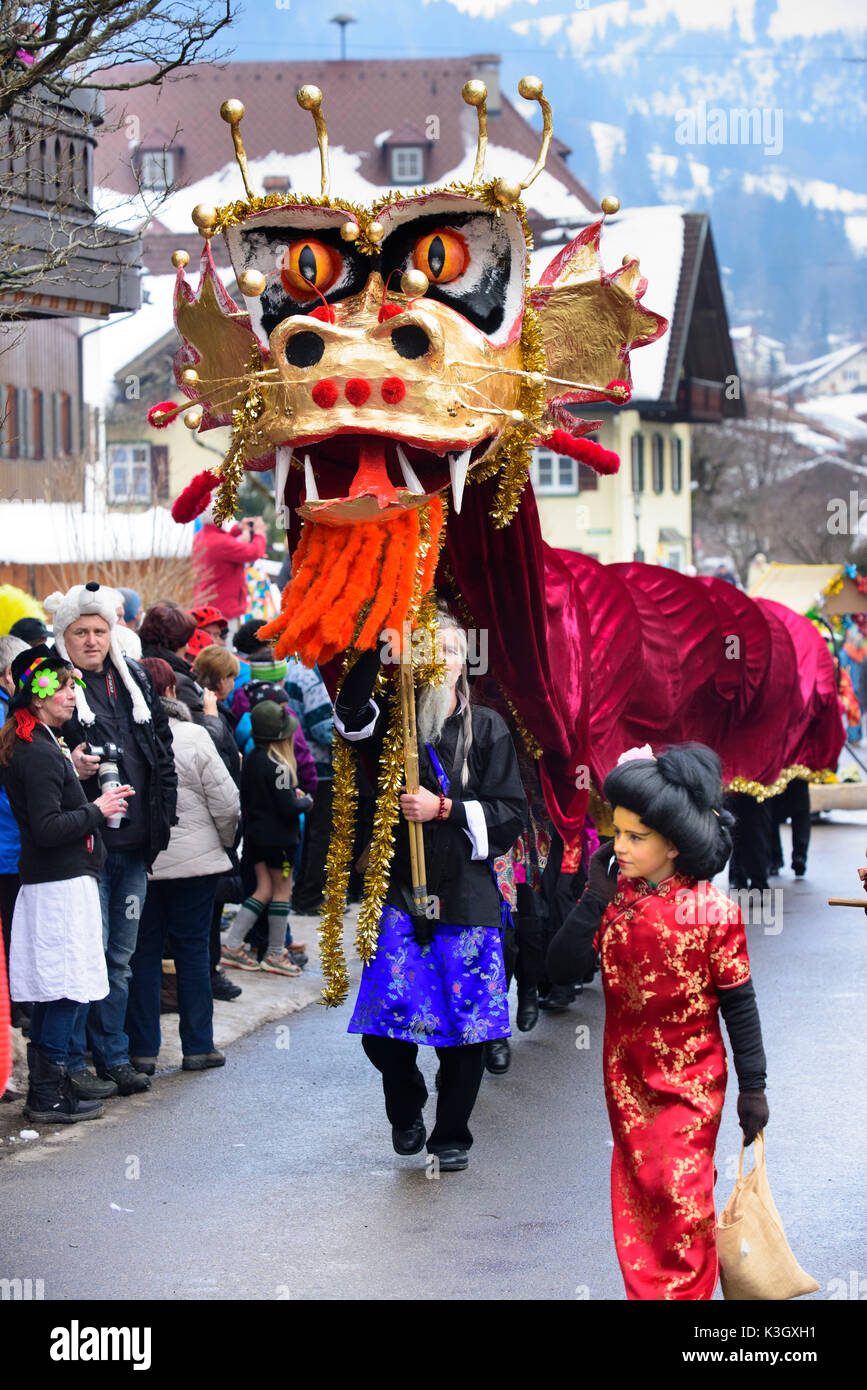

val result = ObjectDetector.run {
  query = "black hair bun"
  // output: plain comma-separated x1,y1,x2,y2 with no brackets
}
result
656,743,722,812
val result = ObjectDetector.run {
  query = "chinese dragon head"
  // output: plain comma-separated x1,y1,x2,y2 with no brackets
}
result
163,78,667,669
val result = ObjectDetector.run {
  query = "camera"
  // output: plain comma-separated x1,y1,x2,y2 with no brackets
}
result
84,742,126,829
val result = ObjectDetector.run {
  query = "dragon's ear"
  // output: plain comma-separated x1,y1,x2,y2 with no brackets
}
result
530,220,667,408
173,241,264,430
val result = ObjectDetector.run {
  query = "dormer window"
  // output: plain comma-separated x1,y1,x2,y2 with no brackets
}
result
138,148,176,191
391,146,424,184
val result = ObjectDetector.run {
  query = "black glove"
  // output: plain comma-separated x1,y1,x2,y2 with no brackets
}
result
587,838,618,905
737,1091,769,1145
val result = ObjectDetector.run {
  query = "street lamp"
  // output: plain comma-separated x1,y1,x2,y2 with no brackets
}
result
330,14,356,61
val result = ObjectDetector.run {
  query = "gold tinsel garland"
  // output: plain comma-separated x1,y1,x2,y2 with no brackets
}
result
726,764,831,803
355,685,405,964
317,735,357,1006
212,351,269,524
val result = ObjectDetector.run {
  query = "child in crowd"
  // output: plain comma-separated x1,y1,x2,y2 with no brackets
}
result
547,742,769,1301
221,701,315,977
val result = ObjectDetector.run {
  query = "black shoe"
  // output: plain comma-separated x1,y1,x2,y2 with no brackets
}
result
431,1147,469,1172
129,1057,157,1077
485,1038,511,1074
792,860,806,877
97,1063,151,1095
392,1117,426,1155
25,1045,104,1124
211,970,242,1001
539,984,576,1012
68,1068,119,1099
516,988,539,1032
182,1050,226,1071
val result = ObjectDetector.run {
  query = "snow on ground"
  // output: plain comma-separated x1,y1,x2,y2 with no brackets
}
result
0,503,191,565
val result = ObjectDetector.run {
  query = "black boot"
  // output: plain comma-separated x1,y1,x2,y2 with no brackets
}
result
25,1044,104,1125
485,1038,511,1074
516,987,539,1032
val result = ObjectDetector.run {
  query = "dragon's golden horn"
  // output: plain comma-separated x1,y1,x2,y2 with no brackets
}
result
462,80,488,184
517,75,553,191
220,99,255,202
296,85,330,197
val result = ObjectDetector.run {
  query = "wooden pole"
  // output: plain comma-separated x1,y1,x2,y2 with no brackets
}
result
399,622,427,913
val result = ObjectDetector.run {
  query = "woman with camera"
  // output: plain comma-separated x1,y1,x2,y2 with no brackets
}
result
0,645,133,1122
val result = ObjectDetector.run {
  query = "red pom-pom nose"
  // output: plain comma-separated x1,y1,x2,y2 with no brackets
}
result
345,378,371,406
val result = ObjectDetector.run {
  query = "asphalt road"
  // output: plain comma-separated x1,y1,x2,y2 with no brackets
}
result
2,814,865,1301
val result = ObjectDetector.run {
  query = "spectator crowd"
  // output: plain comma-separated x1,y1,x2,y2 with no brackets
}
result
0,567,335,1123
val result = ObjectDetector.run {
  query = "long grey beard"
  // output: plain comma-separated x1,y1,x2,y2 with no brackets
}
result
416,681,454,747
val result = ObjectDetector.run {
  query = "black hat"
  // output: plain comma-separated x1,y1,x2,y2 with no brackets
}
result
250,699,298,742
8,643,82,713
8,617,49,644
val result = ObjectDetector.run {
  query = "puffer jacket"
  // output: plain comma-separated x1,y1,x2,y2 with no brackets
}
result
148,697,239,881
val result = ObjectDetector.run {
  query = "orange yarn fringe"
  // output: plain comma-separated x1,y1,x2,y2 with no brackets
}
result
259,500,445,666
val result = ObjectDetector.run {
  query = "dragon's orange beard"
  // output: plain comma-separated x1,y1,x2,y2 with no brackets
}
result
259,497,444,666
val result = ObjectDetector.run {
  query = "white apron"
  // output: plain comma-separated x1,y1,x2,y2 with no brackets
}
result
9,876,109,1003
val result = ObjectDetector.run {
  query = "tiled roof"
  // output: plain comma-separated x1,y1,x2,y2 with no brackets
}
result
96,56,597,211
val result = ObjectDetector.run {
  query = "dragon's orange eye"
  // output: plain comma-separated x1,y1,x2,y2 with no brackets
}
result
412,228,469,285
280,240,342,298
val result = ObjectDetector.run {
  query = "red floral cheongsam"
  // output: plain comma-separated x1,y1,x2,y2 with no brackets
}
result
595,871,752,1300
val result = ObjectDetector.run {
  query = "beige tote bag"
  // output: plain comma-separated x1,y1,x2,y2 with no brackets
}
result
717,1133,819,1300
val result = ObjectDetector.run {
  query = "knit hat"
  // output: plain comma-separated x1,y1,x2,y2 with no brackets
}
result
246,680,289,709
117,588,142,625
43,581,151,725
250,699,298,742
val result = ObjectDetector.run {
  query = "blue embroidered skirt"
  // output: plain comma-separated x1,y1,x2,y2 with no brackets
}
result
347,905,511,1047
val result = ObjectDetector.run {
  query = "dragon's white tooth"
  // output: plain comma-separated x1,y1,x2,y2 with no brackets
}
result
304,453,319,502
274,445,293,525
396,443,425,495
449,448,471,515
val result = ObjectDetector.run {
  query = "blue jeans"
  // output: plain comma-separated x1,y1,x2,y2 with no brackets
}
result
125,875,219,1059
67,850,148,1072
30,998,85,1065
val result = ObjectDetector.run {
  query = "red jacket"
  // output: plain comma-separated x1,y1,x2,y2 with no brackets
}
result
192,524,267,619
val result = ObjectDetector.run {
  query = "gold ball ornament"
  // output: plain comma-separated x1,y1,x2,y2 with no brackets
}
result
601,195,620,215
180,367,199,387
400,268,428,297
183,406,203,430
518,75,544,100
492,177,521,207
171,249,190,269
296,85,322,111
191,204,217,237
219,98,246,125
340,221,360,242
238,268,267,297
509,409,525,426
527,371,546,389
366,221,385,243
462,79,487,107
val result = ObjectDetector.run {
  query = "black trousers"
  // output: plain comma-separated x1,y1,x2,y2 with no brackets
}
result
361,1033,486,1153
0,872,22,1011
292,778,333,913
503,882,547,993
768,778,811,869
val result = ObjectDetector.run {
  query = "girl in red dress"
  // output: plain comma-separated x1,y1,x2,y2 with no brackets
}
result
548,743,769,1300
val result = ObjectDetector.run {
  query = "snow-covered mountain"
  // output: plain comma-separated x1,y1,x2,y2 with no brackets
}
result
237,0,864,362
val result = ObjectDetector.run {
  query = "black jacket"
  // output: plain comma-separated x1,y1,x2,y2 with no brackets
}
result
61,656,178,870
140,643,204,719
241,746,312,848
1,724,106,884
336,657,526,928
